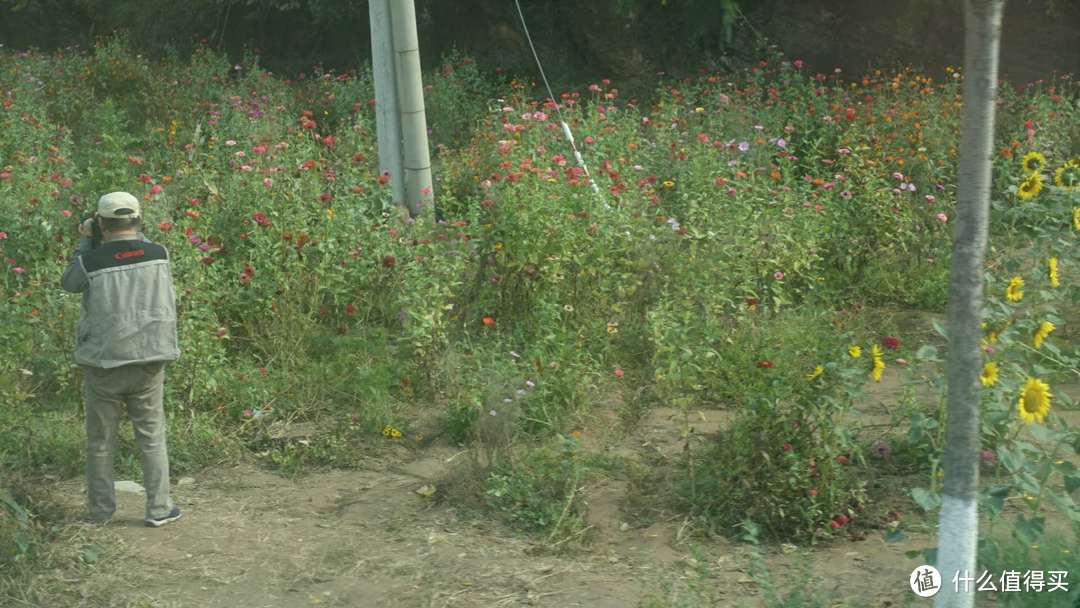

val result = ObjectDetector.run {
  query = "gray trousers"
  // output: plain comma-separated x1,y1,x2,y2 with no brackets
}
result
82,362,174,521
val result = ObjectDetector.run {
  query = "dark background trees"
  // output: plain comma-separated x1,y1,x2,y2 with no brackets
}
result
1,0,1077,86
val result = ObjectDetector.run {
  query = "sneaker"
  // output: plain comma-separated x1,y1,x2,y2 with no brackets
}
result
145,507,182,528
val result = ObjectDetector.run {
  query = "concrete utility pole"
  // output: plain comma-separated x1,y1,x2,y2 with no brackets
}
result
369,0,406,208
390,0,435,217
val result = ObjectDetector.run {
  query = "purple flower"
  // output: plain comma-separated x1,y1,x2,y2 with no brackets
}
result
776,138,787,148
840,190,853,199
738,141,750,153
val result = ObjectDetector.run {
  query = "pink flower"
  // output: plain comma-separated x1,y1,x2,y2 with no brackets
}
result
936,213,948,223
793,59,804,69
242,409,253,418
149,184,163,195
62,209,72,217
11,267,25,274
253,212,270,226
225,140,237,146
773,271,785,281
263,177,273,188
614,367,624,378
925,195,936,204
0,231,7,239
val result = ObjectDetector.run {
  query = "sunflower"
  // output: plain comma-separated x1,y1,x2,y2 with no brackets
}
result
1033,321,1055,349
982,319,1011,347
806,365,824,380
848,345,862,358
1017,174,1043,200
1047,257,1059,288
1017,377,1051,424
870,344,885,382
980,362,999,387
1054,160,1079,191
1005,276,1024,302
1021,151,1046,175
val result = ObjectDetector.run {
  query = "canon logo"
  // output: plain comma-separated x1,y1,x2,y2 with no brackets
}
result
113,249,145,260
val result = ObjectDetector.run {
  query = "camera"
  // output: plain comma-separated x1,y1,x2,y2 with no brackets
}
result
84,214,103,249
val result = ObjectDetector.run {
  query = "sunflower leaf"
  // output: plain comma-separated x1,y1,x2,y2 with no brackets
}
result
910,487,940,513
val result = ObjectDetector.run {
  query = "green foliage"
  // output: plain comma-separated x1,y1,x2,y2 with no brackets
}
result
483,434,586,540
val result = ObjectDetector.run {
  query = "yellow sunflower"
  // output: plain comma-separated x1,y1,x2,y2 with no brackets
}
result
1033,321,1055,349
870,344,885,382
1017,377,1051,424
1054,160,1079,191
980,362,999,387
1017,174,1043,200
806,365,824,380
848,345,862,358
1047,257,1059,288
1021,151,1046,175
1005,276,1024,302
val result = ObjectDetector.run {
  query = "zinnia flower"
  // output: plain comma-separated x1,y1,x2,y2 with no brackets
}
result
980,362,999,387
757,360,774,369
1033,321,1055,349
1017,377,1051,424
1018,174,1043,200
1005,276,1024,302
1021,151,1046,175
881,336,901,350
1048,257,1059,288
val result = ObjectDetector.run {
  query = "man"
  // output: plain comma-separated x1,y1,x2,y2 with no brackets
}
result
61,191,182,527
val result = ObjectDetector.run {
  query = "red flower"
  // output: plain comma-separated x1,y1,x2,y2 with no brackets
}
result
808,488,817,497
158,221,173,231
351,153,366,163
881,335,901,350
837,514,850,524
382,255,396,268
149,184,163,195
782,443,793,452
830,519,842,529
756,360,774,369
319,191,332,203
321,135,336,147
253,212,270,227
745,297,759,307
614,367,624,378
835,455,849,465
137,173,153,184
482,316,495,326
345,303,357,316
376,173,390,185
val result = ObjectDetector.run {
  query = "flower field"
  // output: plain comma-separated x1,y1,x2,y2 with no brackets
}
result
1,37,1079,606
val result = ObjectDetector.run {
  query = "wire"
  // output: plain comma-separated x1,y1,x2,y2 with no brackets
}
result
513,0,602,196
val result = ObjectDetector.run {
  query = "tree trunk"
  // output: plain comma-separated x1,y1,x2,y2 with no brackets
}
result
934,1,1005,607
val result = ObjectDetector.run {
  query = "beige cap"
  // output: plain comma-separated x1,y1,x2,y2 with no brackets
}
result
97,191,141,218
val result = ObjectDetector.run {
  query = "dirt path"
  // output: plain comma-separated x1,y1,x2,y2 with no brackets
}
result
41,405,940,608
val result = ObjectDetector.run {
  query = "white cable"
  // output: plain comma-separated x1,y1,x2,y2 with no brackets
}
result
513,0,602,197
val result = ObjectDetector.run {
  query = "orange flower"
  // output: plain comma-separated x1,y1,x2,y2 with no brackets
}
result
482,316,495,326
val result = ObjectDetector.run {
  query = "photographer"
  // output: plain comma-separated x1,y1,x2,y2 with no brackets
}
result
60,192,182,527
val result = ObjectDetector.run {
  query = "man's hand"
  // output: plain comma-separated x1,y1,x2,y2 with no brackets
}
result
79,218,95,237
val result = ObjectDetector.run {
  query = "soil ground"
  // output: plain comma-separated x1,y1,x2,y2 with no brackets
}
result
14,320,1080,608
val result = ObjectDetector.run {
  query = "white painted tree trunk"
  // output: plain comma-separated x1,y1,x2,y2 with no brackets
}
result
934,1,1006,607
